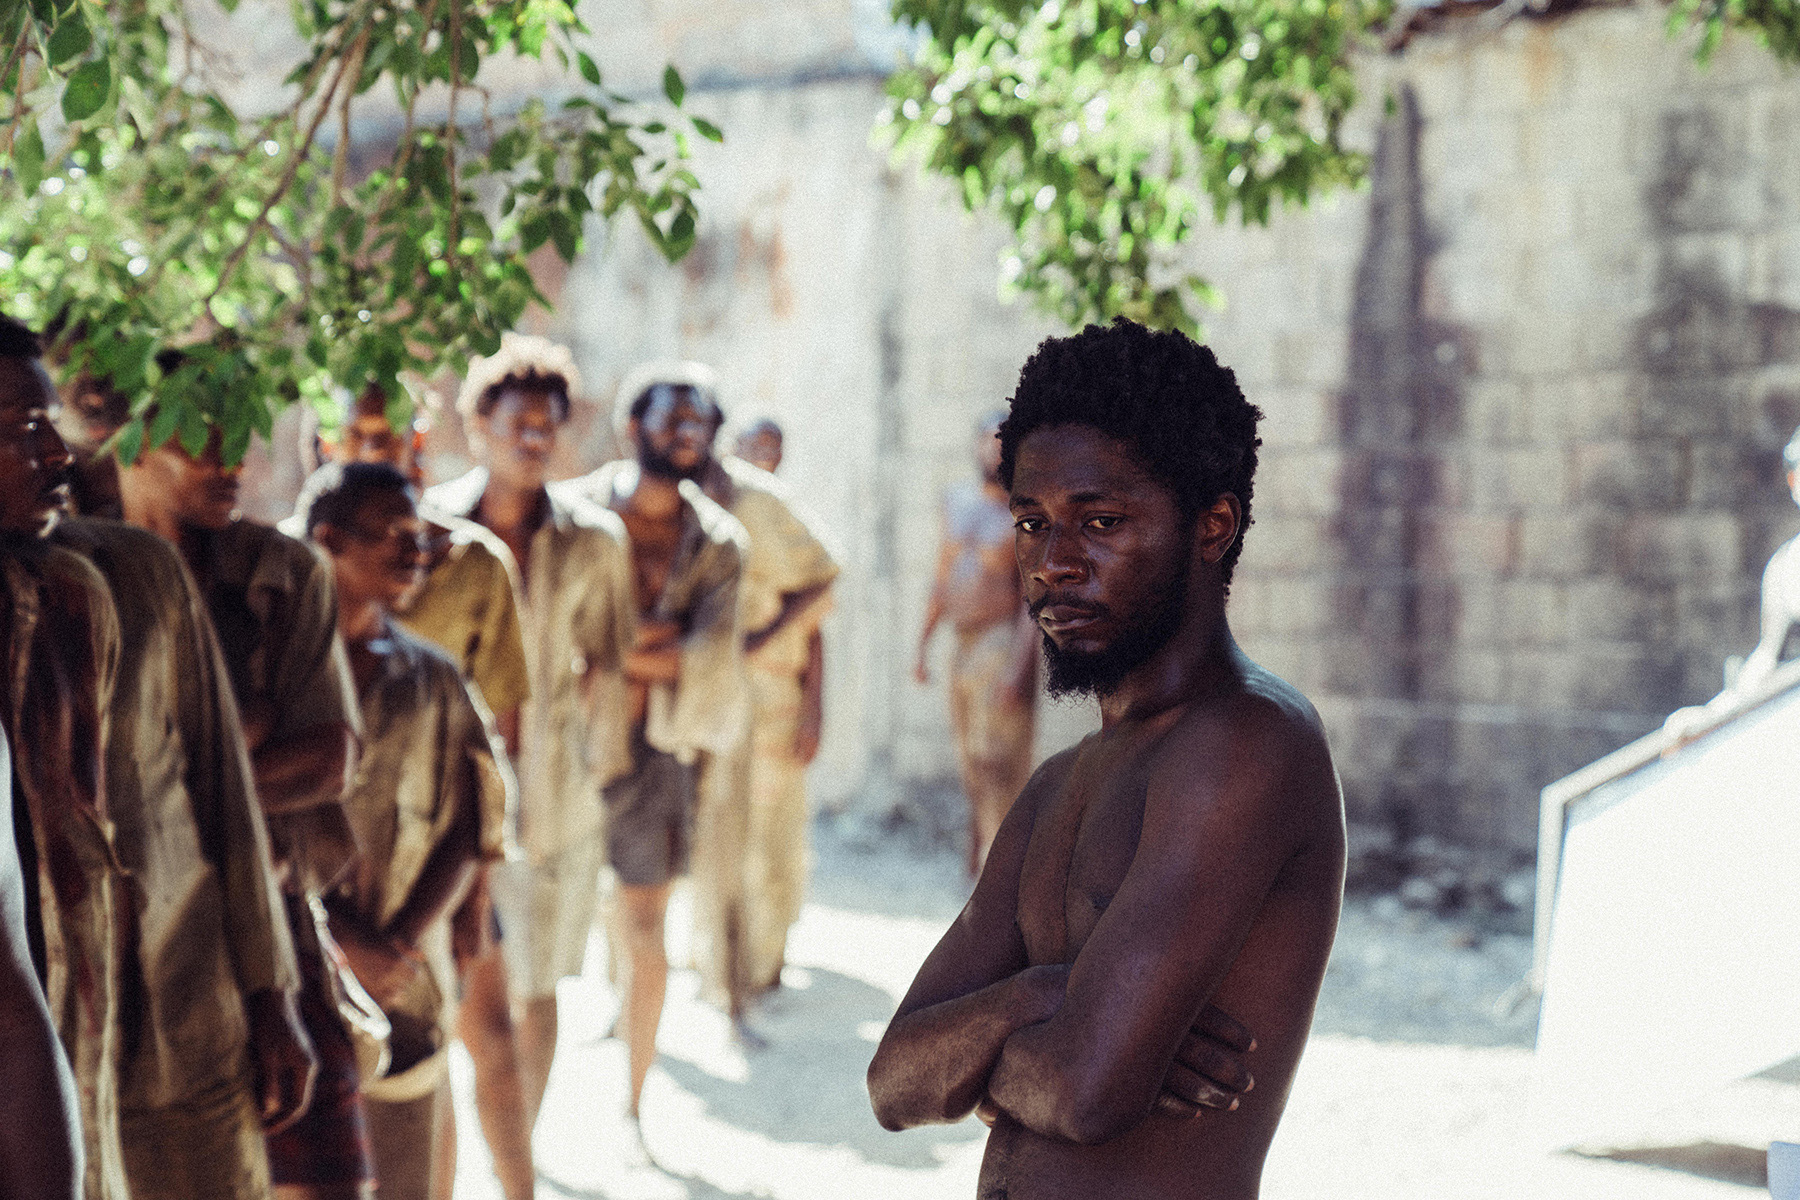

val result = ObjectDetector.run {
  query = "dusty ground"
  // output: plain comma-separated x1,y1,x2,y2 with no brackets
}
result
447,819,1800,1199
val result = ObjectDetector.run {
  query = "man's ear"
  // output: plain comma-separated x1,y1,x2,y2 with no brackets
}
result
1195,493,1242,566
313,522,347,556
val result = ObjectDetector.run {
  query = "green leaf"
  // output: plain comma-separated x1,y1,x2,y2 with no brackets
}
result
60,58,111,122
12,121,45,195
663,65,685,107
691,116,723,143
46,11,91,67
577,50,601,86
113,419,144,466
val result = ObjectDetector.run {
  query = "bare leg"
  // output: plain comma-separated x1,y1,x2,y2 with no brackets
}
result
516,995,559,1134
429,1093,455,1200
274,1184,374,1200
617,882,672,1118
457,946,535,1200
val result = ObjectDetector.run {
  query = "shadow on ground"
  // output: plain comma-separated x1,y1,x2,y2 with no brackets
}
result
1570,1142,1768,1188
656,965,986,1172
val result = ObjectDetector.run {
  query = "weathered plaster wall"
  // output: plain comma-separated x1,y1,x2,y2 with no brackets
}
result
241,0,1800,848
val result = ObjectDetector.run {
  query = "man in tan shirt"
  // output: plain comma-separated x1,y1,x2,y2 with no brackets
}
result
54,513,316,1200
116,381,368,1200
287,387,535,1200
553,364,747,1126
307,463,510,1200
425,335,636,1136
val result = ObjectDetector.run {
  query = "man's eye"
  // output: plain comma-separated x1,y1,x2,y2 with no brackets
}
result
1014,516,1044,533
1086,515,1122,530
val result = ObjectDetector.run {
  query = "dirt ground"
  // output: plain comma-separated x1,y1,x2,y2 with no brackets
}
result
446,819,1800,1199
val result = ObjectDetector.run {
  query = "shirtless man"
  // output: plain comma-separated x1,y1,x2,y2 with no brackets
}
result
553,370,745,1123
869,320,1345,1200
916,411,1040,876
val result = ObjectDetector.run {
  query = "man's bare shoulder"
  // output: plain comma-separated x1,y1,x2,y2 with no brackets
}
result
1150,659,1338,826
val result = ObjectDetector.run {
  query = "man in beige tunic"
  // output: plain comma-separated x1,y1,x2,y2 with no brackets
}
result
307,464,510,1200
553,366,746,1119
693,407,839,1007
424,335,636,1135
54,514,315,1200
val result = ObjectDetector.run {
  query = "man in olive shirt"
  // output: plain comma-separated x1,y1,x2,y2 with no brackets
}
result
308,463,510,1200
286,387,535,1200
118,395,369,1200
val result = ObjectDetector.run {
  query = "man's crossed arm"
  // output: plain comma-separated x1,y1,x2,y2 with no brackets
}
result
867,704,1304,1145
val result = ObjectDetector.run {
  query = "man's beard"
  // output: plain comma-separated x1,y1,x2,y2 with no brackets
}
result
639,440,705,482
1037,550,1190,700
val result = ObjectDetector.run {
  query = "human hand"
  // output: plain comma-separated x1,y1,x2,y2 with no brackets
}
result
1153,1003,1256,1119
331,919,426,1009
244,988,317,1133
635,618,681,651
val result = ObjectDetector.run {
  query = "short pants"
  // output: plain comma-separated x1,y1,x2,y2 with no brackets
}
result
489,838,605,1000
602,733,698,888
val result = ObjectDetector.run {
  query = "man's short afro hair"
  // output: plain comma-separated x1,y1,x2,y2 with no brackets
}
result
456,332,581,424
0,313,42,359
997,318,1263,585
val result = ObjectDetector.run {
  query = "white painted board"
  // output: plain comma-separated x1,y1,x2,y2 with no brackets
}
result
1533,683,1800,1147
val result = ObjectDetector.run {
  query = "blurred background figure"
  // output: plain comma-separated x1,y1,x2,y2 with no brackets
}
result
555,365,747,1128
732,418,784,475
699,410,838,1014
425,335,636,1154
113,360,369,1200
306,463,511,1200
287,385,537,1200
914,411,1038,877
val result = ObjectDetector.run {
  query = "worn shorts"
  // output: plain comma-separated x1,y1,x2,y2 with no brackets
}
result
264,950,374,1187
603,737,698,888
490,837,605,1000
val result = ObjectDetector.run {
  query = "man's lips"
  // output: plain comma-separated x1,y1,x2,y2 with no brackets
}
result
1034,603,1103,633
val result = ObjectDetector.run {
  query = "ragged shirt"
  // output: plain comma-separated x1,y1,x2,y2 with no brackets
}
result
425,469,635,863
556,460,749,764
1,542,129,1200
53,517,299,1112
193,519,362,889
700,455,839,677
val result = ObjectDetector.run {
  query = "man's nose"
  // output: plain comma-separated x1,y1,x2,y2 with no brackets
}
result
38,424,73,472
1031,525,1088,585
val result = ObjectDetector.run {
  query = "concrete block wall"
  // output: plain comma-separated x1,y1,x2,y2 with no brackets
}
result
233,0,1800,848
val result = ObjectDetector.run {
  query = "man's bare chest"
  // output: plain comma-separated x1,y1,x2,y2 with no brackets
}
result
1015,747,1152,965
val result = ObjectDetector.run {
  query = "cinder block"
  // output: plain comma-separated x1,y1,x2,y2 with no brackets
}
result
1620,511,1746,581
1571,438,1689,509
1515,510,1626,578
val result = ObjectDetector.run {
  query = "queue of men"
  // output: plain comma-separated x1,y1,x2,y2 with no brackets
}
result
0,317,839,1200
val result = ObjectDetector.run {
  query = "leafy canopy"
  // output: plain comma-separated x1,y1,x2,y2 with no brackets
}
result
0,0,719,464
885,0,1800,336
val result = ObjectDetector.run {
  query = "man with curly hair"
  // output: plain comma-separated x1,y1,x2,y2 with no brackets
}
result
424,335,636,1139
869,320,1345,1200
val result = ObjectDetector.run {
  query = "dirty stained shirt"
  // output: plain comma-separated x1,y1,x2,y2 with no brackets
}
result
53,517,299,1112
1,543,129,1200
425,469,635,863
283,486,531,722
335,623,510,1033
702,455,839,678
556,461,749,763
194,520,362,889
